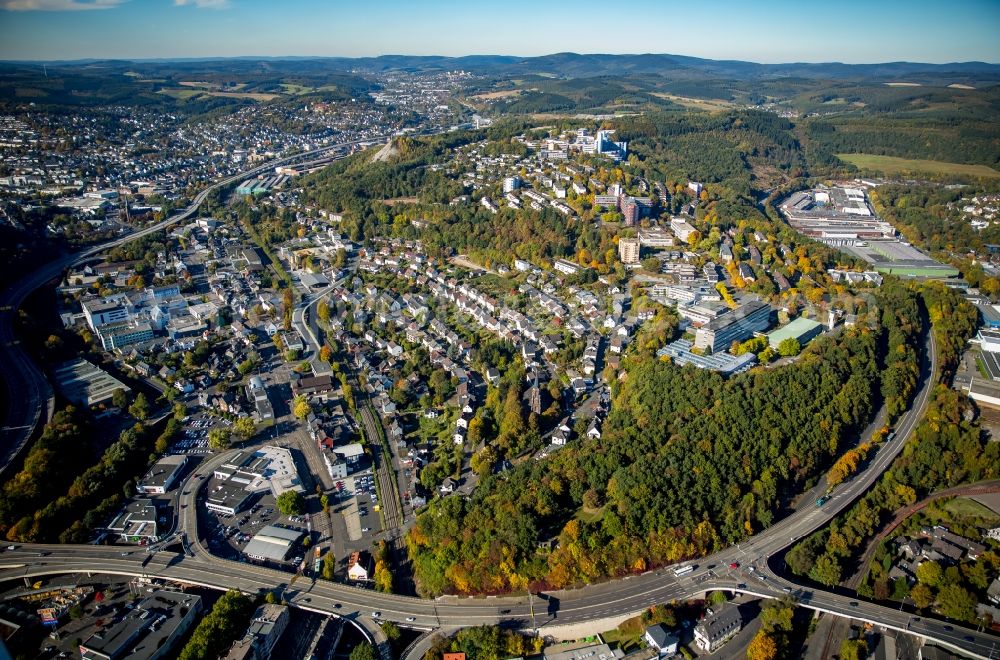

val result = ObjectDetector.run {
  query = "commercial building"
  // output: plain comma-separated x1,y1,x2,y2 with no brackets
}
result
205,482,253,516
657,339,757,375
225,604,289,660
80,590,202,660
618,237,641,265
976,329,1000,353
694,605,742,653
138,454,189,495
843,240,960,279
348,550,372,581
98,321,155,350
243,525,303,563
53,358,131,407
106,499,158,544
214,447,303,498
766,316,824,349
82,296,131,332
694,300,772,353
542,640,625,660
978,304,1000,330
780,188,895,245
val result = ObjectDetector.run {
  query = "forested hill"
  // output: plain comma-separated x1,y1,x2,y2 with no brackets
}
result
406,282,927,596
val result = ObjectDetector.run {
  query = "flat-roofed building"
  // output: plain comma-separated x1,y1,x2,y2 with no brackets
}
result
670,217,697,243
243,525,303,563
225,604,289,660
106,499,158,544
205,482,253,516
80,590,201,660
766,316,824,349
694,300,771,353
138,454,188,495
638,228,674,248
618,237,641,265
53,358,131,407
657,339,757,375
82,296,131,332
98,320,154,350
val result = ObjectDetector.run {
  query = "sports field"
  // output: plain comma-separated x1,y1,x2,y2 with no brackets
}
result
838,153,1000,179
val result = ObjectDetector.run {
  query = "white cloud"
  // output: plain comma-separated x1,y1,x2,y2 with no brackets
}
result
174,0,230,8
1,0,124,9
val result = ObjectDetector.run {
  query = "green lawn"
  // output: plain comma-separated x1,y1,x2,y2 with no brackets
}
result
941,497,1000,523
837,153,1000,179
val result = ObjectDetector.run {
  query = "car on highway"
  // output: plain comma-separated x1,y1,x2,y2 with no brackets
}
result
943,625,953,631
736,583,746,589
849,601,858,607
406,616,415,622
728,562,739,569
371,611,381,618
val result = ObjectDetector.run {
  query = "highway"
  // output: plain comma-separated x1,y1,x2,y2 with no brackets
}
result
0,135,389,478
3,330,998,657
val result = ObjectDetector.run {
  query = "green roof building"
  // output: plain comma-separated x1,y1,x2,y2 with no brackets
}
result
767,316,824,349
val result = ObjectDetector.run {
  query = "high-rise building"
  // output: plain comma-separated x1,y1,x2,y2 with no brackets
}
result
618,237,641,265
503,176,521,193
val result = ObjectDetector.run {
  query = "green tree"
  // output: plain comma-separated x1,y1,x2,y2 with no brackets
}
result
233,417,256,441
777,337,801,357
809,553,842,587
937,584,977,622
264,590,278,604
128,392,150,421
349,644,377,660
916,560,942,588
839,639,867,660
322,552,336,580
112,388,130,409
276,490,304,516
208,427,232,451
317,300,331,324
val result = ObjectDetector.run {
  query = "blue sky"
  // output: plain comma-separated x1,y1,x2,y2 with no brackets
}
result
1,0,998,63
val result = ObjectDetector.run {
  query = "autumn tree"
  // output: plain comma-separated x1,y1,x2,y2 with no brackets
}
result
293,395,312,420
746,630,778,660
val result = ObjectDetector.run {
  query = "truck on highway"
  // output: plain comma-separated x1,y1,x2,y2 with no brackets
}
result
673,565,694,577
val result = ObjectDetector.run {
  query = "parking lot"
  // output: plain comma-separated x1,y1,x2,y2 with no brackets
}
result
202,489,309,570
334,471,382,542
172,412,230,455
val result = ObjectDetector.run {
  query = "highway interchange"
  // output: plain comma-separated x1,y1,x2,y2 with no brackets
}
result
0,134,996,658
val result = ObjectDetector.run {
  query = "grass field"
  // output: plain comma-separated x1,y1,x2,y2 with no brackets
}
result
650,92,734,112
156,88,203,100
941,497,1000,523
837,153,1000,179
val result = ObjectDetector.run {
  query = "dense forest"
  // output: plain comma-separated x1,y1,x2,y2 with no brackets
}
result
406,282,925,596
0,406,180,543
786,387,1000,591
